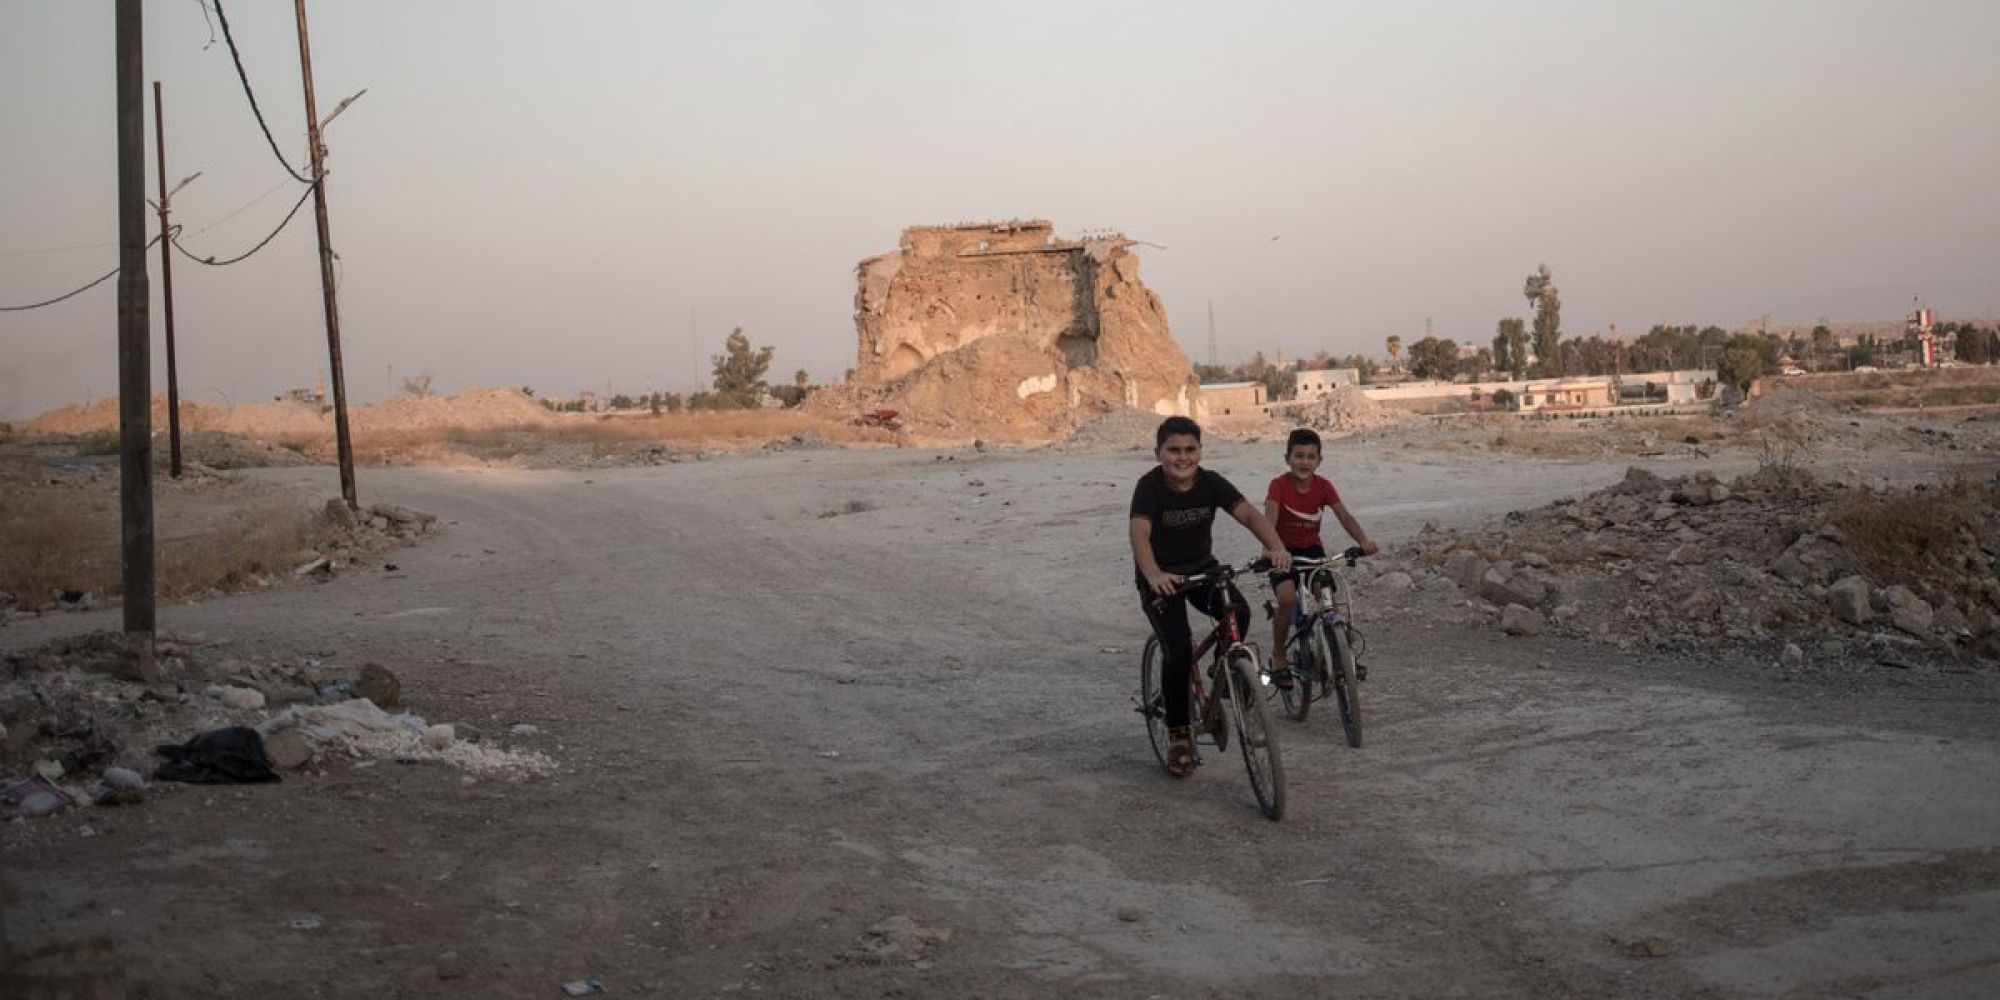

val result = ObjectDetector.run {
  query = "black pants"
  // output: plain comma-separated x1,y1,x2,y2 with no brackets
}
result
1138,577,1250,729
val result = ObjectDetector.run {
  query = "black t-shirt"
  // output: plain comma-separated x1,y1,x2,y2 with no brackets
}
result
1129,466,1246,576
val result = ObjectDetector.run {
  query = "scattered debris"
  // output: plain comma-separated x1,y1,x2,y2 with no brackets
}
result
1,775,77,819
1402,466,2000,668
354,662,402,708
154,727,281,785
840,914,952,967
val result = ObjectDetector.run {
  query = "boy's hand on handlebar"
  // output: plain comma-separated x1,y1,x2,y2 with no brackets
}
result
1144,568,1182,595
1359,539,1380,557
1264,548,1292,573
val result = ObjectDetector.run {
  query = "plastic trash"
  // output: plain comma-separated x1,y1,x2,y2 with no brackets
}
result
559,981,606,996
0,775,77,819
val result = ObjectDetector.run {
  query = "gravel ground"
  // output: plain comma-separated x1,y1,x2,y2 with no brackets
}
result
3,436,1997,999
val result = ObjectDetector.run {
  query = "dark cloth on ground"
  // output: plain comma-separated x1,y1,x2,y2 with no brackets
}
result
154,726,282,784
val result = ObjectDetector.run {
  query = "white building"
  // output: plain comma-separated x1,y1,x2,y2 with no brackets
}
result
1199,381,1267,416
1294,368,1361,400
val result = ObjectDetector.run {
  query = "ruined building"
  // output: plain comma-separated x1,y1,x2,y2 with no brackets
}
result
834,220,1199,438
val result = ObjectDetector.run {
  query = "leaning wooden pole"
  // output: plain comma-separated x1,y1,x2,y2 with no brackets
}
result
152,81,184,479
294,0,358,510
116,0,158,681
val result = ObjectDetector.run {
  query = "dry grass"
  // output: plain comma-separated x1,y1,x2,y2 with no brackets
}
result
1827,476,1996,587
0,500,113,605
338,410,894,464
0,490,332,609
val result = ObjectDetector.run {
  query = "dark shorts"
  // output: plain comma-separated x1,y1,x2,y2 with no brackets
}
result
1268,544,1326,593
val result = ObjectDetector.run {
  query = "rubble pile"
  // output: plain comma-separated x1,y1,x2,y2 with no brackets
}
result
1297,388,1416,437
1401,465,2000,666
1,632,549,822
1062,408,1174,451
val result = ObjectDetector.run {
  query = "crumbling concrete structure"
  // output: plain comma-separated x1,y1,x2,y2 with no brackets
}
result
835,220,1199,438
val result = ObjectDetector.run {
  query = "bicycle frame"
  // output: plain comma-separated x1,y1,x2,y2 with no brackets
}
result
1188,577,1251,707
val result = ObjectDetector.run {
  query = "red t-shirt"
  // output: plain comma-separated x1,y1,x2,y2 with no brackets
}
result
1265,474,1343,551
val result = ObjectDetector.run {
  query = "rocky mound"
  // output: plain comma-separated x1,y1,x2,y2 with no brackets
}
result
1296,387,1417,436
826,221,1199,440
1400,465,2000,668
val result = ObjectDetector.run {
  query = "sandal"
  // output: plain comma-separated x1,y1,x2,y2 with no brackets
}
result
1270,664,1295,690
1166,727,1195,778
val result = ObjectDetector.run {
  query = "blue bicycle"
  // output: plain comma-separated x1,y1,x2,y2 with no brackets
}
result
1266,546,1366,747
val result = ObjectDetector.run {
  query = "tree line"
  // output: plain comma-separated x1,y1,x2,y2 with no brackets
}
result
535,327,815,414
1202,258,1999,395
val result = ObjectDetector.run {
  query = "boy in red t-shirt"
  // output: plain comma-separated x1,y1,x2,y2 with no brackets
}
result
1264,428,1378,685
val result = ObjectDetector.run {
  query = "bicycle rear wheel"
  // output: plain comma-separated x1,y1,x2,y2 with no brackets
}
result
1139,636,1170,771
1224,647,1286,820
1327,623,1363,749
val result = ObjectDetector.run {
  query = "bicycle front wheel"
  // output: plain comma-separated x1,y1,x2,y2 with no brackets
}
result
1280,632,1313,723
1328,623,1363,749
1225,647,1286,820
1140,635,1170,772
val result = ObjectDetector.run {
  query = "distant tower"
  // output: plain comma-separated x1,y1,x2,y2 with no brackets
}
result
1206,300,1218,368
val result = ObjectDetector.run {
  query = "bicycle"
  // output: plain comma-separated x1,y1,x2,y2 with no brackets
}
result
1265,546,1367,747
1135,558,1287,821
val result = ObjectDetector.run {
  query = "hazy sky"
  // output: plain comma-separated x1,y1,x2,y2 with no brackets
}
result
4,0,1997,419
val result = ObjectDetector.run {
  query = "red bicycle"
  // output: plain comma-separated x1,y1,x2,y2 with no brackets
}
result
1135,558,1286,821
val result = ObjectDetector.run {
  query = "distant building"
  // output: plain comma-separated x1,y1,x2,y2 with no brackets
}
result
1516,377,1616,412
1294,368,1360,400
1200,380,1267,416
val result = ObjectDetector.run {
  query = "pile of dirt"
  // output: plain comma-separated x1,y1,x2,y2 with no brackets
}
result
1295,388,1418,437
0,632,551,822
1062,408,1166,451
1398,465,2000,667
350,387,555,433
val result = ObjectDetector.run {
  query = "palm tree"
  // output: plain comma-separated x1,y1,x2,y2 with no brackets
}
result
1386,335,1403,371
794,369,810,388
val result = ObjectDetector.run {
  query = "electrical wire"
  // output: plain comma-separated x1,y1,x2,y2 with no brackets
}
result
172,181,318,266
0,239,119,259
0,233,168,313
211,0,314,184
181,178,294,237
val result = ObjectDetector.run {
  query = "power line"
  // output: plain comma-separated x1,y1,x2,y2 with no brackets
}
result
0,232,167,312
0,265,121,312
3,176,312,309
183,177,294,236
172,181,318,266
211,0,314,184
0,239,119,259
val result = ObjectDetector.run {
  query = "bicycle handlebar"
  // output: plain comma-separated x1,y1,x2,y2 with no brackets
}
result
1285,546,1369,571
1173,547,1368,589
1175,557,1271,587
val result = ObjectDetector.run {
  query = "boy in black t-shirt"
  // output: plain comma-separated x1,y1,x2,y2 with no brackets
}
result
1130,415,1291,779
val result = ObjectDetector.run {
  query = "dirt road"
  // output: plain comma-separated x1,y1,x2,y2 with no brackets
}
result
5,440,1998,998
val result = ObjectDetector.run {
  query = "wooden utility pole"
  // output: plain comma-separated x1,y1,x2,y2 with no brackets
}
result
116,0,158,681
294,0,358,510
152,81,184,479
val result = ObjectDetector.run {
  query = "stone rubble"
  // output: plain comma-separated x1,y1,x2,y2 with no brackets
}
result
0,631,551,820
1393,465,2000,668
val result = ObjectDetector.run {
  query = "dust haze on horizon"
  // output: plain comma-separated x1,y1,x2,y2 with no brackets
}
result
3,0,1997,421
